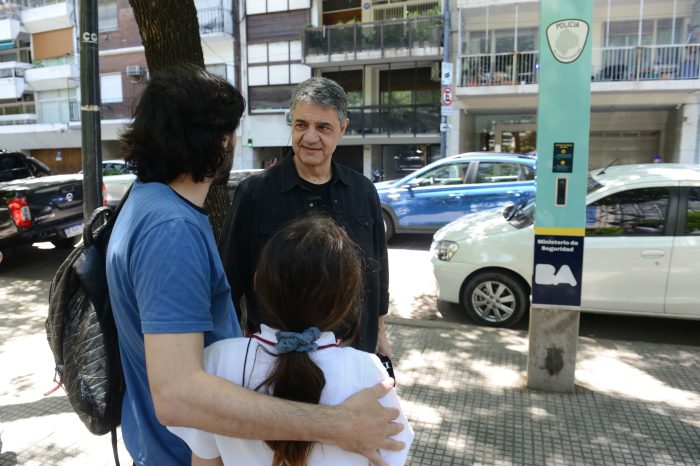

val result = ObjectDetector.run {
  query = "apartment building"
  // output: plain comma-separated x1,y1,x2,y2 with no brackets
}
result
237,0,444,179
2,0,695,176
453,0,700,167
0,0,235,174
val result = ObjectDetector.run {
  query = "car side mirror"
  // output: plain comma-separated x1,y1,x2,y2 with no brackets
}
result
503,204,516,220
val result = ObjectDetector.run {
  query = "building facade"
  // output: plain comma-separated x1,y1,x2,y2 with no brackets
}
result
236,0,444,180
0,0,697,176
452,0,700,168
0,0,235,174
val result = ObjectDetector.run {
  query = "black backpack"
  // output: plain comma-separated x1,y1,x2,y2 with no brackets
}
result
46,192,129,466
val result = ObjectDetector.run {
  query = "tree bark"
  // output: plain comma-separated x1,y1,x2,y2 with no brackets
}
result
128,0,231,238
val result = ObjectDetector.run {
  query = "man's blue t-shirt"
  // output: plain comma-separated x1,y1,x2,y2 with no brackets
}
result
106,181,241,466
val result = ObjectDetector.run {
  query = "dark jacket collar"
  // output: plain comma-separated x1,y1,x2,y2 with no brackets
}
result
280,153,353,193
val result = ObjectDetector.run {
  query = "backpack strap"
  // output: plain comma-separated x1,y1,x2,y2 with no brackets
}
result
111,427,121,466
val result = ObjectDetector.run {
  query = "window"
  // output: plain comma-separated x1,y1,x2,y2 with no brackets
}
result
100,73,123,103
98,0,118,32
586,188,670,237
248,85,294,111
323,70,363,107
475,162,523,184
247,10,309,43
413,162,469,187
206,63,228,80
521,164,535,181
686,188,700,235
37,89,76,124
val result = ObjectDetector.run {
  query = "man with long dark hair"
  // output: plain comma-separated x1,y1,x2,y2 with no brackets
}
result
220,77,392,356
107,65,403,466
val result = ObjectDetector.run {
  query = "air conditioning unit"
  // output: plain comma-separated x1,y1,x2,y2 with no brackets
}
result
126,65,144,76
284,109,291,125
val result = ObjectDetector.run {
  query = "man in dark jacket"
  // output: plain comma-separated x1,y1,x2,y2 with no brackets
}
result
219,77,391,355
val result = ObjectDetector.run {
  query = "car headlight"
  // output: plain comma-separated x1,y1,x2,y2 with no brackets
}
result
431,240,459,261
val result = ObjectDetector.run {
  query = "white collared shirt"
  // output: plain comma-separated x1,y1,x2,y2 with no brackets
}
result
168,324,413,465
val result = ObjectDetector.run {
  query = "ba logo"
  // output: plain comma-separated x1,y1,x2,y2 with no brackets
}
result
534,264,577,287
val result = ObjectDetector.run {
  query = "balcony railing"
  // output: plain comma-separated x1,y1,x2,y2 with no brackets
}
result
32,55,75,67
69,99,136,122
459,44,700,87
0,66,27,78
346,104,440,137
19,0,65,7
0,101,36,125
0,3,21,20
304,16,443,60
198,7,232,35
371,0,440,21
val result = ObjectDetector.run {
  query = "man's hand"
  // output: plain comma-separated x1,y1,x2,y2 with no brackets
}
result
335,379,405,466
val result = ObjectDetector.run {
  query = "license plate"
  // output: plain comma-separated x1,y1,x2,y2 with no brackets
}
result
64,223,84,238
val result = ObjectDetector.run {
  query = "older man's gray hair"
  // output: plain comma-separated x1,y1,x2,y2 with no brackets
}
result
290,77,348,125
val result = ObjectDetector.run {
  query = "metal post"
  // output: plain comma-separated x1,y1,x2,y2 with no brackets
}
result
439,0,450,159
79,0,103,220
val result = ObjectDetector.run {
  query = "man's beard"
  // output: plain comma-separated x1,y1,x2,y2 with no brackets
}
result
211,139,234,186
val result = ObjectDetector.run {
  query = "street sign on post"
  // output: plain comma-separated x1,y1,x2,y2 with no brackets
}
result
527,1,593,393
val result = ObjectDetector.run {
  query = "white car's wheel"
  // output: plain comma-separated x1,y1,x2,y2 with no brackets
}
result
462,271,528,327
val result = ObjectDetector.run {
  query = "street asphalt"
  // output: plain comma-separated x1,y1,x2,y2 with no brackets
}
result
1,243,699,465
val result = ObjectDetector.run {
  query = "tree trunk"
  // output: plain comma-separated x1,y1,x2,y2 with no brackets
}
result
128,0,231,238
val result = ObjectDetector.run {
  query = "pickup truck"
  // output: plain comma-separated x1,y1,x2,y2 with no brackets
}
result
0,174,85,266
0,150,51,181
0,151,85,265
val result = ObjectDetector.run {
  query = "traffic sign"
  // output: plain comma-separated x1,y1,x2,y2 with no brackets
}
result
441,87,454,106
441,62,453,86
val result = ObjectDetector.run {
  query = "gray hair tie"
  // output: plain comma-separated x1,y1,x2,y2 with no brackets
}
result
275,327,321,353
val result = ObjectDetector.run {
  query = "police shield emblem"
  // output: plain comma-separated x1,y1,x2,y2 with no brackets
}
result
546,19,589,64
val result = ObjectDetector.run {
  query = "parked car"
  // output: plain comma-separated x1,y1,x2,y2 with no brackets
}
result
431,163,700,327
376,152,536,241
0,174,85,265
77,159,131,176
0,151,51,182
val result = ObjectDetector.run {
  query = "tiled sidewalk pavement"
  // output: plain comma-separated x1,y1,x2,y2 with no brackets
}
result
2,245,700,465
387,319,700,466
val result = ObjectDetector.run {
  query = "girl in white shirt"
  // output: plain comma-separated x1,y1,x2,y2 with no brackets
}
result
169,215,413,466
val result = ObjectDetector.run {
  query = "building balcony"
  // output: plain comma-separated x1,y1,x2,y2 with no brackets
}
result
303,16,443,67
198,7,232,46
69,98,136,122
0,17,21,43
0,101,37,126
0,62,31,99
457,44,700,110
20,0,73,34
25,55,78,91
345,104,440,137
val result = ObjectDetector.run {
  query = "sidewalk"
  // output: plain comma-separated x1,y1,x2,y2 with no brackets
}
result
1,246,700,465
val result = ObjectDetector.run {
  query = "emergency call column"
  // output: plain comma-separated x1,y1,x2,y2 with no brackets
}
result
527,1,593,392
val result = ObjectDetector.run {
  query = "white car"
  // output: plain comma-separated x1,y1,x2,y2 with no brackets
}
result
431,163,700,327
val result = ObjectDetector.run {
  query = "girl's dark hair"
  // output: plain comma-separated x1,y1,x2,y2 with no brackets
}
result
120,64,245,184
255,215,363,466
